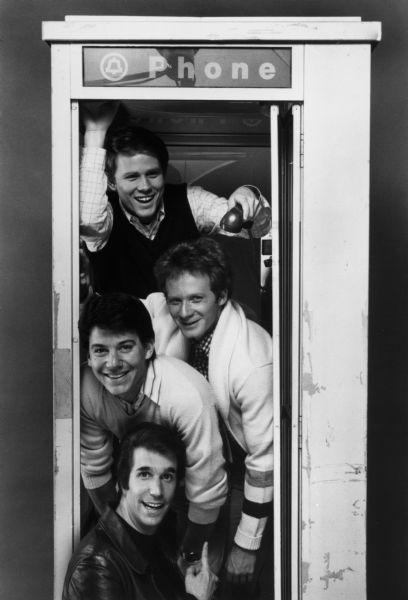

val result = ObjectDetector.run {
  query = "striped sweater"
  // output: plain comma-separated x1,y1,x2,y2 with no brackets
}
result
143,294,274,550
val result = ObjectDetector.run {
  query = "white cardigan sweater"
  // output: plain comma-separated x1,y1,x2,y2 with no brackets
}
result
143,293,274,550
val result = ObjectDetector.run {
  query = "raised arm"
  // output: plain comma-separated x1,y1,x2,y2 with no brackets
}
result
82,101,119,148
80,101,119,251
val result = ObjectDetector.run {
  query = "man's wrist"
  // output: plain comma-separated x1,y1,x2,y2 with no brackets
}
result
84,128,107,148
181,519,215,556
233,542,258,554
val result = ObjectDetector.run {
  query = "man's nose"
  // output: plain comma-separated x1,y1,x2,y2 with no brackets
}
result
149,477,163,497
179,300,193,318
138,175,151,191
106,350,120,368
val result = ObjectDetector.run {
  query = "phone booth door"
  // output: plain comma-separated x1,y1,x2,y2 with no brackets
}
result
43,16,380,600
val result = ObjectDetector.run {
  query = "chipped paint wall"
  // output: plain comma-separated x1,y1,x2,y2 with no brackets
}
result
0,2,407,600
300,44,370,598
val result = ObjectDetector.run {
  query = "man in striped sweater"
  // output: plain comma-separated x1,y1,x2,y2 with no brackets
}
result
145,237,274,596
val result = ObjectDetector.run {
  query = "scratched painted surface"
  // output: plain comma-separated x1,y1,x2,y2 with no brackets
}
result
300,44,370,599
54,348,72,419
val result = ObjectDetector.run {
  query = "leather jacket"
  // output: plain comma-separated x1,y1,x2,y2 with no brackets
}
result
62,507,190,600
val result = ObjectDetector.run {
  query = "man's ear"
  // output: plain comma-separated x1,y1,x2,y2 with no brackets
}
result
107,181,116,191
87,353,92,367
217,290,228,307
144,341,155,360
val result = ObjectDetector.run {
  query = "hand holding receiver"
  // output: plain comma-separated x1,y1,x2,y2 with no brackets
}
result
219,203,249,233
221,185,271,234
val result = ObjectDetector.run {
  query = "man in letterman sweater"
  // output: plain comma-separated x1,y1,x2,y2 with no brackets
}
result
145,237,273,593
78,292,227,568
80,101,271,298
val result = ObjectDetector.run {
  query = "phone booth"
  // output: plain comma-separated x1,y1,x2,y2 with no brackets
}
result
43,16,381,600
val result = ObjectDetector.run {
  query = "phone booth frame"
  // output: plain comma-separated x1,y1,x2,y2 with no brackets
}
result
43,16,381,600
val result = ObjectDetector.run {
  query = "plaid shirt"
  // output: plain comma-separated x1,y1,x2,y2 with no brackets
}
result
189,330,214,380
80,147,271,251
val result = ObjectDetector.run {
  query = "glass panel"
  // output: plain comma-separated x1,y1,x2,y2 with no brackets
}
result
83,47,292,88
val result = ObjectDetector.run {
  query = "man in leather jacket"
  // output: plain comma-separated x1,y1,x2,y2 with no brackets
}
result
63,423,218,600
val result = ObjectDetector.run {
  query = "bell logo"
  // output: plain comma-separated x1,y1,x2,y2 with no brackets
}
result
100,53,129,82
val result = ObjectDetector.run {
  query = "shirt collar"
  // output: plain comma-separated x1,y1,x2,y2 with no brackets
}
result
119,199,166,240
117,360,160,414
190,328,215,357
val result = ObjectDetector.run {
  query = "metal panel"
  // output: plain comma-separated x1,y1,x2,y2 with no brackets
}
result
300,44,370,599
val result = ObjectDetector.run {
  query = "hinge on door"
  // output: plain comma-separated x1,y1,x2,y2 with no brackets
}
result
300,133,304,169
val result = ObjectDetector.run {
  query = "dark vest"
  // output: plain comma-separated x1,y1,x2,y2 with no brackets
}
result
87,183,199,297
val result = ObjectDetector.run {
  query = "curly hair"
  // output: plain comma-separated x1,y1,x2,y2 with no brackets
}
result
154,237,233,300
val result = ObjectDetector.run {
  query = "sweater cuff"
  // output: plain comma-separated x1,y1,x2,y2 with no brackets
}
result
187,503,220,525
81,470,112,490
234,526,263,551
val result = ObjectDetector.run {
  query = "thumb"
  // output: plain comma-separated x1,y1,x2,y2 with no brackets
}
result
200,541,209,570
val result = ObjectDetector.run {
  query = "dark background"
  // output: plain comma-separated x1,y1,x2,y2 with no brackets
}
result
0,2,407,599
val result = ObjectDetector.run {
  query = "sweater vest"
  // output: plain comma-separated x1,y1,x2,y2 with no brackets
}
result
87,183,199,297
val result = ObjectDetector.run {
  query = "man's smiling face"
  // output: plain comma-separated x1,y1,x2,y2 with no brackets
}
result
118,447,178,535
112,153,165,224
165,272,227,341
87,327,154,401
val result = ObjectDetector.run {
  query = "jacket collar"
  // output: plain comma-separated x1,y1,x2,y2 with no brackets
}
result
98,507,150,574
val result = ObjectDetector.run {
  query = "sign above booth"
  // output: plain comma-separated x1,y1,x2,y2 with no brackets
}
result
83,47,291,87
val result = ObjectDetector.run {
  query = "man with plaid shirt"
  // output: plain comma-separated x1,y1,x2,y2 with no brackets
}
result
143,237,273,597
80,101,271,298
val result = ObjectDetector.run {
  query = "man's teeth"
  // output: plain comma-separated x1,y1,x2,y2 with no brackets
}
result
144,502,163,509
106,373,127,379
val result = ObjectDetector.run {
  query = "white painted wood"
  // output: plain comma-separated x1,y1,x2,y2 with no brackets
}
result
291,103,302,600
54,419,73,598
51,43,74,600
300,44,371,599
270,104,282,600
70,86,302,102
42,19,381,43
